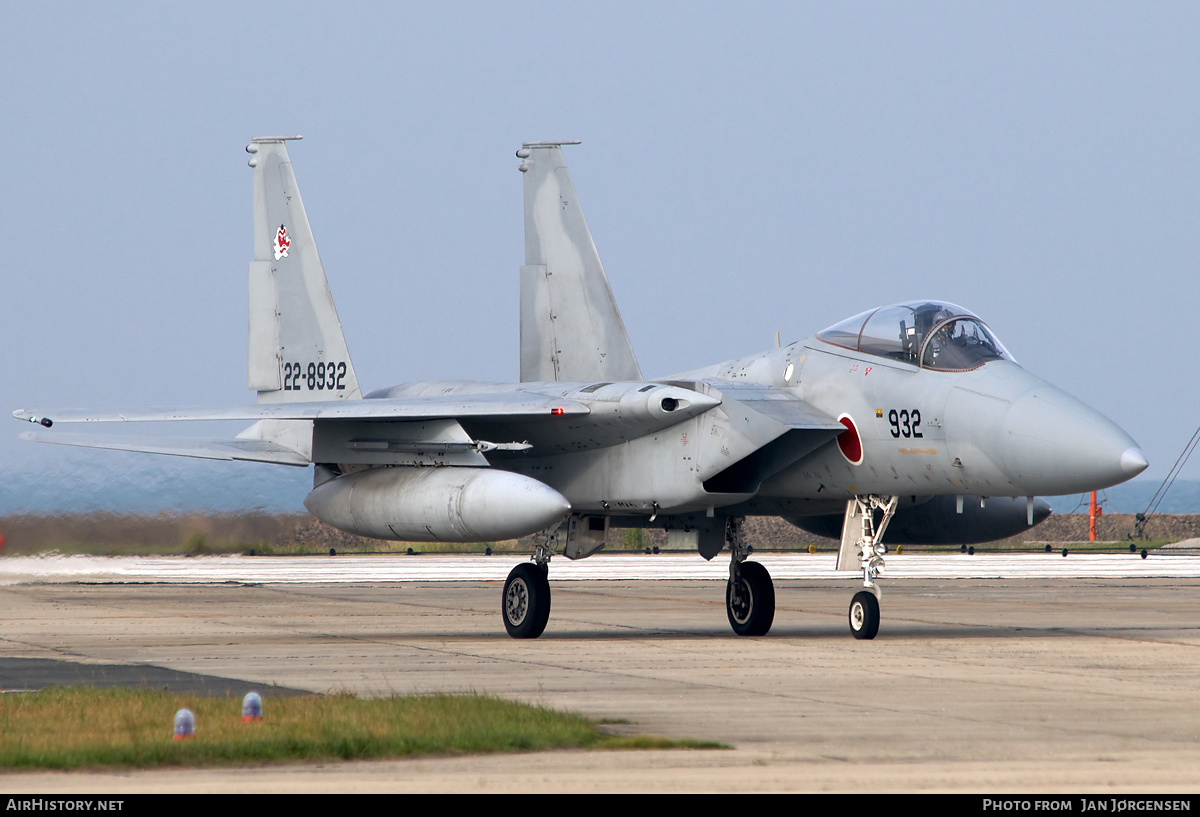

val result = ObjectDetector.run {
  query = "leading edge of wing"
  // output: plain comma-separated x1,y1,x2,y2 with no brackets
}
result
13,394,592,425
19,431,310,466
698,382,845,431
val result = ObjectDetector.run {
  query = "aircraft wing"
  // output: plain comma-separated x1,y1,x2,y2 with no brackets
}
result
14,383,842,475
18,430,311,466
13,395,593,466
12,394,591,425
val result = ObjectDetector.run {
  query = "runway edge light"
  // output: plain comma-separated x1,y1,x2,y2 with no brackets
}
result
173,708,195,740
242,691,263,723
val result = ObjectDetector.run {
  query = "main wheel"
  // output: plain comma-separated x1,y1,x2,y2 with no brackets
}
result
848,590,880,640
503,563,551,639
726,561,775,636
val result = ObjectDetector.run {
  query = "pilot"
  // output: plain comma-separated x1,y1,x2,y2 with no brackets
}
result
903,304,936,363
924,307,954,365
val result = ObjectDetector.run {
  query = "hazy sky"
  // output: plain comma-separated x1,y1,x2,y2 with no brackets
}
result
3,2,1198,509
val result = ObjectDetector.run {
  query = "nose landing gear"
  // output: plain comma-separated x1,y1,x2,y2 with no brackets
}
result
838,495,898,640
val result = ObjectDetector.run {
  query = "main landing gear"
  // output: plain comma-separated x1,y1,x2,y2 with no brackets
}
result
725,517,775,636
502,562,550,638
502,529,554,639
838,495,897,640
501,516,779,640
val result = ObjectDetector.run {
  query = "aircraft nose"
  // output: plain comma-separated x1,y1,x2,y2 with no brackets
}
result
998,386,1146,495
1120,446,1150,478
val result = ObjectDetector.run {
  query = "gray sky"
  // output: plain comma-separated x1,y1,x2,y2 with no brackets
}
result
3,2,1198,509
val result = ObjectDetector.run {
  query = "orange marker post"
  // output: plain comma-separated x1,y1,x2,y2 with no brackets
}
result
1088,491,1103,542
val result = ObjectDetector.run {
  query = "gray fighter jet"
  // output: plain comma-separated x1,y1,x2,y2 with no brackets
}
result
15,138,1148,640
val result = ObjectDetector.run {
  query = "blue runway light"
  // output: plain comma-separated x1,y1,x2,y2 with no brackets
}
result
173,708,195,740
242,691,263,722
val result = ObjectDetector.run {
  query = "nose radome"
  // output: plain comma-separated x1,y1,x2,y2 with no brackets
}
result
1121,447,1149,478
998,387,1145,495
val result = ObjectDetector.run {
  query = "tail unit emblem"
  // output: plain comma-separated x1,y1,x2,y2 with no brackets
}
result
273,224,291,260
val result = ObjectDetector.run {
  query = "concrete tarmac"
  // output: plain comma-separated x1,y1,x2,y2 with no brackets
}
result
2,554,1200,793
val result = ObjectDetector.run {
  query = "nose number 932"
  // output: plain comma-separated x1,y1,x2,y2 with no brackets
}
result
282,361,347,391
887,409,923,439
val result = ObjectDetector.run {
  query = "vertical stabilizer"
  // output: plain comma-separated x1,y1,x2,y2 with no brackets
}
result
518,143,641,383
246,137,361,403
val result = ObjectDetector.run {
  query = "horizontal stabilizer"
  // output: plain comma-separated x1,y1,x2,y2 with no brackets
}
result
19,431,309,466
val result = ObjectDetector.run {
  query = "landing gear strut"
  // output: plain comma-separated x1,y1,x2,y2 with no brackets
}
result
725,517,775,636
502,527,556,639
837,495,897,640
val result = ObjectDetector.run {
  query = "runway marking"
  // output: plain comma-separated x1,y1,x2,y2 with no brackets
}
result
3,552,1200,584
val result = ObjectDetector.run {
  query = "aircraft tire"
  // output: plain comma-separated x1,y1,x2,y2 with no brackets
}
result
726,561,775,636
503,563,551,639
849,591,880,640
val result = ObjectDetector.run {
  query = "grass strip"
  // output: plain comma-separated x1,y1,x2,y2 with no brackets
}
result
0,688,721,769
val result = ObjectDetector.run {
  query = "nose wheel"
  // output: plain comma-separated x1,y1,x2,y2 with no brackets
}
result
848,590,880,640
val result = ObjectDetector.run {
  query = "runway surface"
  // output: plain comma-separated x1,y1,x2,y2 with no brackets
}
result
2,550,1197,584
2,552,1200,793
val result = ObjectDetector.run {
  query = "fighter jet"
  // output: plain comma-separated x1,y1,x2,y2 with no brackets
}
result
15,137,1149,640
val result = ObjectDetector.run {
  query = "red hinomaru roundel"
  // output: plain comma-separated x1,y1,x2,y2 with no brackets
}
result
273,224,291,260
836,413,863,465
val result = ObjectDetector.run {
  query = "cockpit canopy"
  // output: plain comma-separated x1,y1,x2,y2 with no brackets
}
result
817,301,1014,371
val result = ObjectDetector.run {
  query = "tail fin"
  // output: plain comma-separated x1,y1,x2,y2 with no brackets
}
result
246,136,361,403
518,142,641,383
